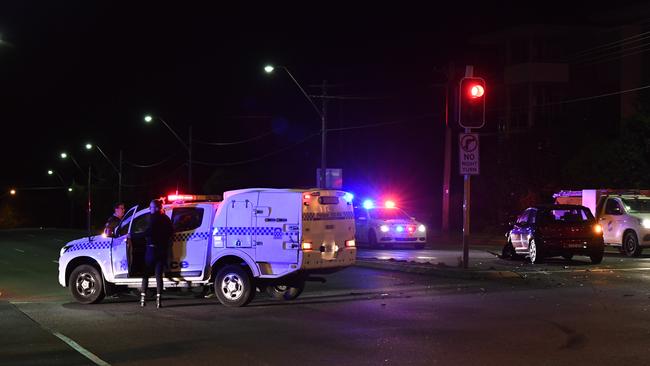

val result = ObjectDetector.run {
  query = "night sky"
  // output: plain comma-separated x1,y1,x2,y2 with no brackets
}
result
1,2,647,229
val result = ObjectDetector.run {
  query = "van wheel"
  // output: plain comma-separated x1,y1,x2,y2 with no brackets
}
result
214,265,255,307
623,232,642,257
69,265,105,304
501,241,516,259
368,230,378,248
266,280,305,301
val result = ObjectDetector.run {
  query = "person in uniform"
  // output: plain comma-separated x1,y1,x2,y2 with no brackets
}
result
129,199,173,308
103,202,125,237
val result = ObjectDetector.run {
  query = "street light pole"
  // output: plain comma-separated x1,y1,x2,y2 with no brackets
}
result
265,65,327,188
86,143,122,202
87,165,92,236
144,115,192,192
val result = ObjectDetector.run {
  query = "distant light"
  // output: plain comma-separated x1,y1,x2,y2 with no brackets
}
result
385,200,396,209
85,143,92,150
9,189,16,195
396,225,404,232
380,225,390,233
144,115,153,123
60,152,68,159
264,65,275,73
362,199,374,209
47,170,53,175
68,187,73,192
343,192,354,203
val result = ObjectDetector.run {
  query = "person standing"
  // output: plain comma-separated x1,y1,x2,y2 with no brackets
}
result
129,199,173,308
103,202,125,237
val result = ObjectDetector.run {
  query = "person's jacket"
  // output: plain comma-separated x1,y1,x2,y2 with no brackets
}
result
103,215,121,237
132,212,174,253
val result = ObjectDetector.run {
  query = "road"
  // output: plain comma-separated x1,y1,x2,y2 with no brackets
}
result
3,229,650,365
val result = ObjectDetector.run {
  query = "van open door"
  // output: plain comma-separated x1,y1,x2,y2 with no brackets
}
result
254,192,300,276
110,205,137,279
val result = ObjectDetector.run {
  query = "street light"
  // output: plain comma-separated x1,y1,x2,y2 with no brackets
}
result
9,189,16,195
85,143,123,202
264,64,328,188
143,114,193,191
61,152,92,235
47,169,66,186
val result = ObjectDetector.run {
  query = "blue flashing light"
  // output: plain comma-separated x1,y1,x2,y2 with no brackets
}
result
343,192,354,203
362,199,374,209
396,225,404,232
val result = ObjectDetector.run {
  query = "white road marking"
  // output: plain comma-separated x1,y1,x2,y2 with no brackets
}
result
14,248,24,253
52,332,111,366
10,302,111,366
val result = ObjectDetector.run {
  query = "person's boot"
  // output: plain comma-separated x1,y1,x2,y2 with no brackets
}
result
156,293,162,309
140,292,146,308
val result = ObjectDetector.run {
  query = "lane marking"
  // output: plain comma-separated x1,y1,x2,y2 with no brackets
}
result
51,332,111,366
14,248,25,253
10,302,111,366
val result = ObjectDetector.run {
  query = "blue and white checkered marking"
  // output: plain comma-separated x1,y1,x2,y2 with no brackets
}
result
173,231,211,242
213,227,287,239
68,241,111,253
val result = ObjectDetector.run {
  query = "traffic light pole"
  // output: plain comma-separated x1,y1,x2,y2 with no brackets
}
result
461,65,474,269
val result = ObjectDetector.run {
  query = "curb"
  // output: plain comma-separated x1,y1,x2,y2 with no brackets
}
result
355,259,522,280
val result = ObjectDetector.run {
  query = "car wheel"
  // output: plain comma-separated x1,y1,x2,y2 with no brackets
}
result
501,241,516,259
528,239,542,264
69,264,105,304
623,232,642,257
266,280,305,301
368,230,378,248
214,265,255,307
562,254,574,261
590,251,604,264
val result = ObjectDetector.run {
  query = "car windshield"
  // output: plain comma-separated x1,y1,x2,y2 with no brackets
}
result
537,208,593,223
622,198,650,213
369,208,411,220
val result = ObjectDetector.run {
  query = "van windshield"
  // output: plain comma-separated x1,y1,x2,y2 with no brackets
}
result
622,198,650,213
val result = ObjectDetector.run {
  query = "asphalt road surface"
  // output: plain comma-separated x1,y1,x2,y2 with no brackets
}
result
3,229,650,366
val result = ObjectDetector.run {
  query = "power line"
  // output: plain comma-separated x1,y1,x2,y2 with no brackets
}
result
124,152,179,168
194,131,274,146
121,163,187,188
584,43,650,65
327,114,437,132
569,29,650,61
193,132,321,167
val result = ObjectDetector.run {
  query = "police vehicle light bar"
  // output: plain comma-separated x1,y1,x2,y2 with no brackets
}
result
385,200,396,208
167,194,222,202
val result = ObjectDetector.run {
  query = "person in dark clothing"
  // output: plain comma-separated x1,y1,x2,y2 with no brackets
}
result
129,199,173,308
103,202,125,237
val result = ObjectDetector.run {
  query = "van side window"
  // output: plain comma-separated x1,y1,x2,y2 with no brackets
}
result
172,207,204,232
516,211,529,224
605,199,622,215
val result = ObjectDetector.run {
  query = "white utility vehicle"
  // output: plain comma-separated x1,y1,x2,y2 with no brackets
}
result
58,189,356,307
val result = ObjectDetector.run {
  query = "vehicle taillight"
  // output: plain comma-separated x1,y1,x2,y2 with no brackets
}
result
594,224,602,234
301,242,313,250
345,239,356,248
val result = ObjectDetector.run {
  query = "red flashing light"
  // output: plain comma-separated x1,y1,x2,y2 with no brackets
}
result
407,225,416,233
385,200,396,209
168,194,195,201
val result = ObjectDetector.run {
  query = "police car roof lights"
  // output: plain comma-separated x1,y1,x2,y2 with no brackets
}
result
384,200,396,209
167,194,223,203
362,199,375,209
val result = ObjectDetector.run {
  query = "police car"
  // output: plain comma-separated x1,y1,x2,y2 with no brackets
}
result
58,188,356,307
354,200,427,249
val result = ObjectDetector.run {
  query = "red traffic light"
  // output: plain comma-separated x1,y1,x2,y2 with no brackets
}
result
458,76,486,129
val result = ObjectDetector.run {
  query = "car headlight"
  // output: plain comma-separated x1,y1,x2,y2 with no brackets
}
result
380,225,390,233
642,219,650,229
418,224,426,233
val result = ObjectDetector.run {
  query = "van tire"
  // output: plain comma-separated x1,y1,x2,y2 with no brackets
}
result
266,280,305,301
623,232,642,257
214,265,255,307
69,265,105,304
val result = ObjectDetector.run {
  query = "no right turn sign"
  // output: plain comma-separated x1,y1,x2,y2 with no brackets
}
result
459,133,479,175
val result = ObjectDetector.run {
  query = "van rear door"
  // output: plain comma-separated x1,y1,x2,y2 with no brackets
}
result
254,192,300,276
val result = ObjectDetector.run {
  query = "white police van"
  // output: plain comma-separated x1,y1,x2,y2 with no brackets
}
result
58,188,356,307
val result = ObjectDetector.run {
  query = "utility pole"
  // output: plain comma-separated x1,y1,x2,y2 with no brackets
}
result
441,63,454,236
189,126,193,192
320,80,328,189
87,165,92,236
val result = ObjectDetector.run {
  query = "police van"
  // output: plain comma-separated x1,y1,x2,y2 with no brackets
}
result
58,188,356,307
